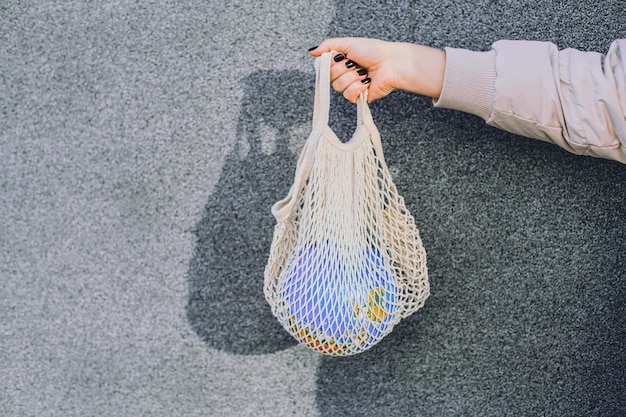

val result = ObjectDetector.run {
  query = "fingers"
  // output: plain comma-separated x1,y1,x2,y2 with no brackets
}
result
341,77,370,103
330,55,370,103
309,38,371,103
330,55,363,88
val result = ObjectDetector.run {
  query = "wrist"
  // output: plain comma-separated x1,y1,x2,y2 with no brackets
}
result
395,43,446,99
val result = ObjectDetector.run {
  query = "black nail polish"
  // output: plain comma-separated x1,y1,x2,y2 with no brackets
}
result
357,68,367,76
308,45,318,51
345,60,356,68
361,77,371,85
333,53,345,62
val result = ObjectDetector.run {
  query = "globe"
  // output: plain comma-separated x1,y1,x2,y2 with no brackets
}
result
281,241,399,353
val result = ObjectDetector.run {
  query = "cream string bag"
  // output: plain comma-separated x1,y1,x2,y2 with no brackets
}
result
264,52,429,356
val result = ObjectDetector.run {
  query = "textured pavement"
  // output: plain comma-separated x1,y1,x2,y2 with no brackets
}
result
1,1,625,416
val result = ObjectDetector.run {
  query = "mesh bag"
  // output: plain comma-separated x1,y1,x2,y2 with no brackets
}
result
264,52,429,356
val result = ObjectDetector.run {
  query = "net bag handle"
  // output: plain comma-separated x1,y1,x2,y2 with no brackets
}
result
271,51,384,221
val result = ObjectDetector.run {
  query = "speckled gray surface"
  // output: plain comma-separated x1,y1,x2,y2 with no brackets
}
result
1,1,625,416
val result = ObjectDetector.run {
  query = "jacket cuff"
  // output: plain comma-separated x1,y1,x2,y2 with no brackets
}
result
433,47,497,120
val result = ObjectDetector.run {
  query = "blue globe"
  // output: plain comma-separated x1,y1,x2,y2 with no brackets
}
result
281,242,399,353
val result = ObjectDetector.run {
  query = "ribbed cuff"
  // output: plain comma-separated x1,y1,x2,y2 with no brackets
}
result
433,47,497,120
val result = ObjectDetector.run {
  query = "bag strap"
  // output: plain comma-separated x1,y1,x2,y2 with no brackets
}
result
271,52,332,221
271,52,386,221
356,89,385,162
312,51,333,128
312,52,378,141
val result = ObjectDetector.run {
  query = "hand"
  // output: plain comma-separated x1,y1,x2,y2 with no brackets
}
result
309,37,446,103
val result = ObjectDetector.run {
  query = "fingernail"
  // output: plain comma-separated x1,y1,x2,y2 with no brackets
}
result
333,53,345,62
308,45,318,51
345,60,356,68
357,68,367,76
361,77,371,85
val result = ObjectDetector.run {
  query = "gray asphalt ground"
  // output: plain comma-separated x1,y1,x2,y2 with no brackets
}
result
1,1,625,416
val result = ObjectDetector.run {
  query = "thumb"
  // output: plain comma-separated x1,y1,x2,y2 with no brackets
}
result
308,37,355,57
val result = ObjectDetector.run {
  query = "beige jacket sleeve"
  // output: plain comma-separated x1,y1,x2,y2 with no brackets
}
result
434,40,626,164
